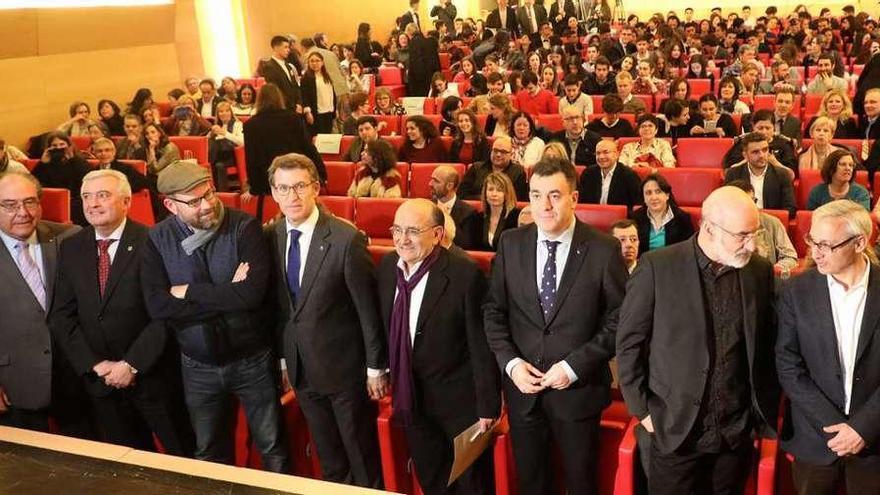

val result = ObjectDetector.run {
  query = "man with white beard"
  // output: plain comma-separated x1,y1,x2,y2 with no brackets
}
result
616,186,780,495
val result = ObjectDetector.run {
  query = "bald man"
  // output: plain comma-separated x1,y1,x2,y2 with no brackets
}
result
616,187,780,495
430,165,477,250
377,199,500,494
577,139,642,213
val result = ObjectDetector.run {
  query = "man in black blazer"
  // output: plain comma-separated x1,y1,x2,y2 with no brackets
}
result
548,0,576,34
517,0,548,36
617,186,779,495
50,169,194,455
858,87,880,140
261,35,302,111
196,79,221,119
777,200,880,494
485,158,628,495
772,88,803,143
578,139,642,212
549,106,601,166
723,133,796,215
486,0,519,36
265,153,386,488
399,0,423,32
407,29,442,97
430,164,477,250
378,199,501,494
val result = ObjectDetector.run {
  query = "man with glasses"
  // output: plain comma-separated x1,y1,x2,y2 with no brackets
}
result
376,198,500,494
264,153,385,488
141,160,288,472
549,106,601,166
50,169,194,454
485,157,627,495
777,199,880,494
117,114,147,161
617,186,780,495
724,132,796,216
459,136,528,201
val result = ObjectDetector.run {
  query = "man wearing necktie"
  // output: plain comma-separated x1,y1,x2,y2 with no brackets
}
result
265,153,386,488
262,35,303,112
400,0,423,33
0,171,90,436
50,169,194,455
518,0,547,36
484,157,628,495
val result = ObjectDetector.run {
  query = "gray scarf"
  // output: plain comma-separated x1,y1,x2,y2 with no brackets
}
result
181,203,226,255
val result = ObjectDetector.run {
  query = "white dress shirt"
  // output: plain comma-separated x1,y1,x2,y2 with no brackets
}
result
827,259,870,414
272,56,296,82
395,257,431,345
0,228,45,285
437,194,457,214
600,165,617,205
95,219,127,264
284,205,320,284
504,218,579,382
748,165,768,209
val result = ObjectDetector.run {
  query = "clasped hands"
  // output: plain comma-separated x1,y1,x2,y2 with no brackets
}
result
93,360,135,388
170,262,250,299
510,361,571,394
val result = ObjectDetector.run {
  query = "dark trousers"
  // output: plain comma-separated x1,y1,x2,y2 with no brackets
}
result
508,396,601,495
294,373,382,489
792,455,880,495
180,348,288,473
405,411,493,495
88,379,195,457
649,439,753,495
309,112,335,136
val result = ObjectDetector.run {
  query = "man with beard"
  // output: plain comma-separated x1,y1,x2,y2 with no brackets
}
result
430,165,477,250
140,161,288,472
616,186,780,495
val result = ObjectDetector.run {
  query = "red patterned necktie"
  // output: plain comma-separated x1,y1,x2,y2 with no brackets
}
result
97,239,116,297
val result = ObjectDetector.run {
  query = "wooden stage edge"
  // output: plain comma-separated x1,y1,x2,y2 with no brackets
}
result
0,426,392,495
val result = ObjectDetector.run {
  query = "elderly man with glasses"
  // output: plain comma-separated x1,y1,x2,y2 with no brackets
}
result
459,136,529,201
140,160,289,472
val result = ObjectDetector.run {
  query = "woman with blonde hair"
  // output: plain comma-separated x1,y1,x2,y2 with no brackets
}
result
475,171,521,251
799,116,843,171
805,88,860,138
485,93,514,137
541,141,571,161
467,95,491,115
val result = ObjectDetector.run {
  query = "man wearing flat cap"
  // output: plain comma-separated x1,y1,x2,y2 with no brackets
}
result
140,161,288,472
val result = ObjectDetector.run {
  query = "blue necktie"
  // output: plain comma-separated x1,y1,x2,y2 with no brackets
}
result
540,240,560,319
287,229,302,301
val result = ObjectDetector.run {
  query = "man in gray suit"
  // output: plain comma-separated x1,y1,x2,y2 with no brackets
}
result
0,171,87,434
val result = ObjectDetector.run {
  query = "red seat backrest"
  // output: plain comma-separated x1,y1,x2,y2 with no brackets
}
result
41,188,71,224
689,79,712,98
370,115,400,136
537,114,564,133
386,135,405,155
465,250,494,274
119,159,147,175
680,206,703,232
367,245,395,266
233,146,248,185
793,210,812,257
675,138,734,168
422,114,442,131
216,192,240,209
803,93,824,116
658,168,723,207
169,136,209,165
128,189,155,226
324,161,355,196
354,197,406,240
395,162,410,197
318,195,355,221
378,66,404,86
409,163,465,199
70,136,91,152
574,204,628,232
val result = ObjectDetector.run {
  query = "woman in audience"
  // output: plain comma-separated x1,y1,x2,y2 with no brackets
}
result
805,88,860,138
342,92,371,135
141,105,161,127
374,87,407,116
686,54,712,80
355,22,383,69
32,131,92,225
540,65,562,96
619,55,636,76
475,172,521,252
620,114,676,168
219,77,238,102
799,116,843,171
633,59,667,95
346,60,371,94
449,109,489,165
659,77,698,115
58,101,95,137
508,71,524,95
0,138,28,174
347,138,402,198
807,149,871,210
395,32,411,69
428,72,458,99
510,111,545,169
666,43,687,69
143,123,180,176
439,96,462,136
126,88,154,116
96,99,125,136
164,96,212,136
399,115,447,162
301,51,338,135
541,142,569,161
525,52,542,77
82,122,110,159
453,57,476,95
208,101,244,192
632,173,694,254
167,88,186,108
717,76,751,115
661,98,693,144
689,93,737,137
232,83,257,117
485,93,513,138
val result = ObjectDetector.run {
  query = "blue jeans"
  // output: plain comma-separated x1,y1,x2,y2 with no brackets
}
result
180,348,288,473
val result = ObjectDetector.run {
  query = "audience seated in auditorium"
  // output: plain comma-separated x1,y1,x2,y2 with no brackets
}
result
858,88,880,140
610,219,640,274
510,111,544,169
450,109,490,165
807,149,871,211
438,96,462,136
96,99,125,136
208,101,244,192
431,164,477,249
143,123,180,176
342,92,370,136
724,109,798,172
399,115,447,163
346,60,371,95
805,89,860,139
0,138,28,174
771,87,803,142
218,77,238,103
183,77,201,100
58,101,96,138
689,94,737,138
515,71,556,115
632,173,694,254
474,171,520,252
632,59,667,95
196,79,221,119
232,83,257,118
485,93,514,138
116,114,147,162
164,96,212,137
578,139,642,212
373,87,407,116
126,88,154,118
586,93,636,138
805,52,849,95
347,138,403,198
582,56,615,95
620,114,675,168
799,116,844,172
548,106,601,165
31,131,91,226
558,73,592,116
460,136,528,201
660,98,692,144
615,71,646,116
758,60,798,95
724,132,796,215
347,116,381,162
717,76,751,116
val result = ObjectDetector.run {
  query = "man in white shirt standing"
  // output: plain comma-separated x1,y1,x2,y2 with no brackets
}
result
777,199,880,495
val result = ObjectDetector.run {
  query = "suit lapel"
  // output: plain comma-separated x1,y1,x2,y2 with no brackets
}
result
414,253,449,338
274,219,292,306
545,221,590,326
679,242,709,353
100,222,140,308
809,271,844,376
294,213,331,316
739,261,758,374
37,223,59,305
855,265,880,366
520,226,544,328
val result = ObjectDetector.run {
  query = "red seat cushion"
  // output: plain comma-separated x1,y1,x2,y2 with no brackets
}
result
354,197,406,241
676,138,734,168
658,168,724,207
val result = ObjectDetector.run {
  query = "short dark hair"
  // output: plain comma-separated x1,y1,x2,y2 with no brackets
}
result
531,157,577,192
636,113,659,128
199,78,216,88
405,115,440,141
356,115,378,129
642,173,678,207
740,132,768,150
268,153,319,184
521,71,539,86
821,149,856,184
601,94,624,113
818,51,836,64
610,219,637,232
726,178,754,194
664,98,689,120
487,72,504,84
563,73,581,86
595,56,611,68
350,92,370,109
698,93,719,107
270,35,289,48
750,109,775,125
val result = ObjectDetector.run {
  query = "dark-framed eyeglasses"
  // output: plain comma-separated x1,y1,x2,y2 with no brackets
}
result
804,234,862,256
168,188,216,208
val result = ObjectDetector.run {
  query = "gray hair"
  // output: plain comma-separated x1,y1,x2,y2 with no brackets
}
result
812,199,878,264
0,171,43,198
82,169,132,198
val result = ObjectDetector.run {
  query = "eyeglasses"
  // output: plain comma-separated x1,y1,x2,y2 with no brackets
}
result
81,191,114,202
272,181,316,197
0,198,40,214
389,225,439,239
168,188,215,208
710,221,765,243
804,234,861,256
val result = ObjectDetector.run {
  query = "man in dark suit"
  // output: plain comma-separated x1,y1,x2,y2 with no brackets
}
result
723,133,796,215
261,35,302,112
530,22,562,52
407,28,442,97
858,87,880,140
617,186,779,495
378,198,501,494
600,25,636,67
772,87,803,143
726,110,798,173
777,200,880,494
548,0,576,34
486,0,519,36
265,153,386,488
460,137,529,202
430,165,477,250
399,0,423,32
196,79,221,119
50,169,193,455
0,171,89,436
549,106,602,166
484,157,628,495
578,139,642,212
517,0,548,36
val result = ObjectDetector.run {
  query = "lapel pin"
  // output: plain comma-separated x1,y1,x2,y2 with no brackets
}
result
127,246,133,252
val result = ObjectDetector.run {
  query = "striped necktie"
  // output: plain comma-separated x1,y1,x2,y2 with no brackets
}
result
15,241,46,310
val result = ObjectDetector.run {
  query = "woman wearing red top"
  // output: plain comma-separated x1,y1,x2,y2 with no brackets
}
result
452,57,476,95
449,109,489,165
515,71,557,116
398,115,448,163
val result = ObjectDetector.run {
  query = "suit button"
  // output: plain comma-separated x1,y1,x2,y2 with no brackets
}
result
43,349,50,355
855,377,861,382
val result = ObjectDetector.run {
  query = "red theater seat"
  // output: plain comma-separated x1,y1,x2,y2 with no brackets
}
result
367,244,395,265
120,159,147,175
658,168,724,207
681,206,702,232
395,163,410,197
318,135,357,162
70,135,91,152
792,210,812,258
128,189,155,226
574,204,628,232
466,250,495,274
803,93,824,116
216,192,240,209
386,135,406,155
41,188,71,224
537,114,564,133
376,397,422,494
355,197,406,245
371,115,401,136
324,161,355,196
246,391,321,478
675,138,734,168
378,65,404,86
421,114,442,130
689,79,712,98
409,163,465,199
796,169,869,210
318,196,355,221
169,136,209,166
